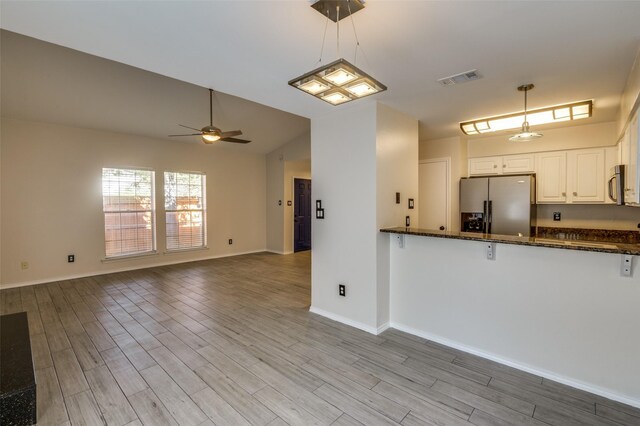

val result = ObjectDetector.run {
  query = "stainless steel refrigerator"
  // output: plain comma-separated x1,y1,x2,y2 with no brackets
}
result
460,174,536,236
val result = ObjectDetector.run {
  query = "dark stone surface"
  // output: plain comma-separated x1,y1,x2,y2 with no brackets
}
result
380,227,640,256
536,226,640,244
1,312,37,425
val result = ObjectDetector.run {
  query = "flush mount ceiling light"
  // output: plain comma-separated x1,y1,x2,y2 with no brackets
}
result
288,0,386,105
460,94,592,138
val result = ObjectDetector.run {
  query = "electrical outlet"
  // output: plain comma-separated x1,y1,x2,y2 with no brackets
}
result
21,261,29,270
553,212,561,221
405,216,411,227
338,284,346,297
68,254,75,263
228,239,233,245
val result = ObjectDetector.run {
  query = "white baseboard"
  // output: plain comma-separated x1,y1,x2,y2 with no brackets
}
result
377,322,391,335
0,250,266,290
390,322,640,409
309,306,380,335
265,250,294,255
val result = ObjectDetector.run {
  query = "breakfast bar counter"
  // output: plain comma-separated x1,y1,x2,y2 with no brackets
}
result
380,227,640,256
380,226,640,405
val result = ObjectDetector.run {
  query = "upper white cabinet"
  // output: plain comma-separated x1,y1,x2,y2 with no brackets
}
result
468,157,502,175
469,154,534,176
536,152,567,203
566,148,605,203
502,154,536,174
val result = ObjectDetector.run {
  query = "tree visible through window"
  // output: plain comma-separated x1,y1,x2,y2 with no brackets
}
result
164,171,206,250
102,168,155,257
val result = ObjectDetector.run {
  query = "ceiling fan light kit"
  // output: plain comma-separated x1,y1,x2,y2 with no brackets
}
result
168,89,250,145
289,0,386,105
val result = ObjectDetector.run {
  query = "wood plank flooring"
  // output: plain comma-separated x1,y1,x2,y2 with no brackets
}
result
1,251,639,426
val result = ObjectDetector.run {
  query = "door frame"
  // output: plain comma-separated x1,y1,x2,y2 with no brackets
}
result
291,176,312,252
418,157,451,232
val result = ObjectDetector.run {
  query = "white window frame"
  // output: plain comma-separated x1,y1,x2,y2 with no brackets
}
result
164,171,207,251
102,167,156,259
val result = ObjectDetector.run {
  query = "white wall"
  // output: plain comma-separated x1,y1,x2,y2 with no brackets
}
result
265,134,311,254
311,102,418,332
419,136,467,232
619,45,640,137
390,234,640,407
376,104,419,327
1,117,267,287
311,102,379,330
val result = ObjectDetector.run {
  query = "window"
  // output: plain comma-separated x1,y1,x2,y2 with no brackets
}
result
102,168,155,257
164,171,206,250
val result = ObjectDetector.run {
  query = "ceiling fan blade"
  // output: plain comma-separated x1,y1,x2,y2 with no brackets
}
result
220,130,242,138
220,137,251,144
168,133,202,137
178,124,202,132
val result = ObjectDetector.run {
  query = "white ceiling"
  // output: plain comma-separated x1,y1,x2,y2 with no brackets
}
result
2,1,640,144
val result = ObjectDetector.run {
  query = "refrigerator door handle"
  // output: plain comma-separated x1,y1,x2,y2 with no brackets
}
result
483,200,488,232
488,200,493,234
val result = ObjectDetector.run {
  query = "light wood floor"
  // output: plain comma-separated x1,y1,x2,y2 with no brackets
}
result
1,251,639,426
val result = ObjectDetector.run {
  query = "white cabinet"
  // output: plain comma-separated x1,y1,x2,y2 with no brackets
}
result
468,157,502,175
502,154,535,174
536,152,567,203
469,154,534,176
566,148,605,203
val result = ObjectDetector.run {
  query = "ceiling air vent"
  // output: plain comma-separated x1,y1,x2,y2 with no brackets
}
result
437,69,482,86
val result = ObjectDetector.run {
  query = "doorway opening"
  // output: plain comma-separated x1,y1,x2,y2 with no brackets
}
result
293,178,312,252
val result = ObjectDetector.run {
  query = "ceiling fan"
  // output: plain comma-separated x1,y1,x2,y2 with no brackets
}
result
169,89,251,144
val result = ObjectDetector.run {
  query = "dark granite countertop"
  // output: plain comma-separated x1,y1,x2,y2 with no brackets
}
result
380,227,640,256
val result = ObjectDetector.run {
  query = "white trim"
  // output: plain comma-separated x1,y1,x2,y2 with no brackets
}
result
377,322,391,334
265,250,294,255
418,157,451,231
102,250,159,263
309,306,379,335
390,321,640,409
0,249,265,290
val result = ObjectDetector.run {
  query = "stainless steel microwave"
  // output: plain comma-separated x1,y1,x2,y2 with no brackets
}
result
608,165,625,205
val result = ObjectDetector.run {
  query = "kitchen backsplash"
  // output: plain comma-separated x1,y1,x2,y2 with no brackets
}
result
536,204,640,231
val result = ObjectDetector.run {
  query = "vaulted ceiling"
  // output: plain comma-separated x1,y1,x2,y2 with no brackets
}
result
2,1,640,149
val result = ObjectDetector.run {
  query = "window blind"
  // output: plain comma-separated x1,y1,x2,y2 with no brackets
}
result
164,171,206,250
102,168,155,257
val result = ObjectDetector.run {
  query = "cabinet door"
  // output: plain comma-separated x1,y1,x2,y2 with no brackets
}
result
567,148,605,203
502,154,535,174
468,157,502,176
626,112,639,204
535,152,567,203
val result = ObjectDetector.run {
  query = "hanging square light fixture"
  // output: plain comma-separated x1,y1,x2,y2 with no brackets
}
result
288,0,387,105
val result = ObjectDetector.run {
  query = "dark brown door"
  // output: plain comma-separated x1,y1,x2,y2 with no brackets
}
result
294,178,311,252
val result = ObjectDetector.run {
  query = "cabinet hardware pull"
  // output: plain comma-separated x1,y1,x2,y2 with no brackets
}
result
573,192,578,196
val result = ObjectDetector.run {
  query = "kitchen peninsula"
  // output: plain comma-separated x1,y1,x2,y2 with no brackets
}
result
381,226,640,406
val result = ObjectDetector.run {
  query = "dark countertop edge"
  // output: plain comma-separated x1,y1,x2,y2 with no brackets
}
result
380,227,640,256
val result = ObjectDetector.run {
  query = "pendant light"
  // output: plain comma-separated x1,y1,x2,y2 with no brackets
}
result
288,0,386,105
509,84,543,142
